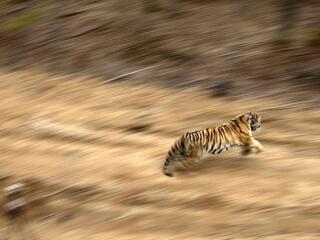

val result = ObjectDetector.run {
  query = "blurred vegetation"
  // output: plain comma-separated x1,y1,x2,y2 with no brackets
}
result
0,11,40,31
0,0,33,3
306,30,320,46
0,0,318,87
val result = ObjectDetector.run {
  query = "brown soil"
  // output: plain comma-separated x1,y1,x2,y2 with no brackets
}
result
0,70,319,239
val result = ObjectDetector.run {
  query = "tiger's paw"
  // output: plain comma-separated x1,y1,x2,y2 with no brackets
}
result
254,146,263,154
164,172,174,177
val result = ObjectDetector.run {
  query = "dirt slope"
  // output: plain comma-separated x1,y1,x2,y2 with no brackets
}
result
0,70,319,240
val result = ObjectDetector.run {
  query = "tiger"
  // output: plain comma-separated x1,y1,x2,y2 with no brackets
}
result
163,112,263,177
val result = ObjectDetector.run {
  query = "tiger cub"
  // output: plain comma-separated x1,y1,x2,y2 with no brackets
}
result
163,112,263,177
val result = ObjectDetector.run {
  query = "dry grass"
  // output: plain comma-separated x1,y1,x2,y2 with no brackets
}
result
0,70,319,239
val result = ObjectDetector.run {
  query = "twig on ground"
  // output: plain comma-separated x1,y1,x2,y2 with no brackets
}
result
104,64,162,83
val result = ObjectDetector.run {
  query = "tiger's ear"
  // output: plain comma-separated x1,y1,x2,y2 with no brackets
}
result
245,112,253,119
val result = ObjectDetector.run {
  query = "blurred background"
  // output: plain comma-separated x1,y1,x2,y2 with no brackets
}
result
0,0,319,239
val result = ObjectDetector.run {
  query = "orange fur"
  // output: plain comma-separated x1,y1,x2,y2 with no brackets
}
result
163,112,263,177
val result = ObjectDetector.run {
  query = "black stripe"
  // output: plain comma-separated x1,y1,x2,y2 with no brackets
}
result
195,133,199,141
220,126,226,143
192,132,195,141
209,129,216,153
199,131,204,141
230,121,240,132
220,129,227,151
233,120,249,136
180,139,185,150
190,134,195,142
205,129,211,150
216,129,222,151
208,138,214,153
176,143,182,152
206,129,210,141
218,127,225,143
164,158,170,166
212,129,220,154
223,125,232,141
204,130,208,150
222,126,230,145
225,125,236,144
172,147,176,154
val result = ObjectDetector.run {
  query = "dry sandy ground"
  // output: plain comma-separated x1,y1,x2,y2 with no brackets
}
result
0,70,319,240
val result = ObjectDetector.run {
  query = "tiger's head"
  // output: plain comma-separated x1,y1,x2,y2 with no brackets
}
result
245,112,261,131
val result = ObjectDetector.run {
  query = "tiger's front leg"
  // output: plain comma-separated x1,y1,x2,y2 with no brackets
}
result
250,138,263,153
241,138,263,155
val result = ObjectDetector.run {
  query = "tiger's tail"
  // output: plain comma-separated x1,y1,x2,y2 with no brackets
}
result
163,133,189,177
163,157,173,177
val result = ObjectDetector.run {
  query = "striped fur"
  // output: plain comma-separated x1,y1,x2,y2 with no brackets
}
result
163,112,263,177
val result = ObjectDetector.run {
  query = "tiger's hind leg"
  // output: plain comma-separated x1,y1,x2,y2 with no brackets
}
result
163,156,199,177
163,158,176,177
175,155,202,172
163,153,189,177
